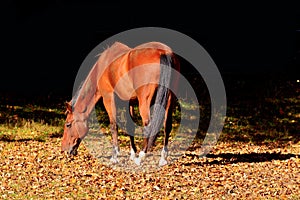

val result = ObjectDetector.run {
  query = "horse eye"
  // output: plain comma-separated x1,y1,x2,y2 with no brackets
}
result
66,122,72,128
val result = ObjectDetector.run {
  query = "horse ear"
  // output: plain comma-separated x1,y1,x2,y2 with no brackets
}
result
65,101,72,114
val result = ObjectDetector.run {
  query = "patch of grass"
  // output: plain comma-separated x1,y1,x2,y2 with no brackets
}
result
0,123,63,142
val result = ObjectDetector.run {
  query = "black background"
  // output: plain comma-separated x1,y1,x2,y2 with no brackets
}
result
1,1,299,96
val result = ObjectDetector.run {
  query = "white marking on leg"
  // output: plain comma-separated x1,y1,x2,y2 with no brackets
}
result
134,151,146,166
159,146,168,166
116,146,120,155
130,148,136,160
139,150,146,159
134,157,141,166
110,146,119,164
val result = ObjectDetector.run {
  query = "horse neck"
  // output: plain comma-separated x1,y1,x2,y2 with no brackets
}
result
73,63,101,120
73,92,101,121
72,42,130,120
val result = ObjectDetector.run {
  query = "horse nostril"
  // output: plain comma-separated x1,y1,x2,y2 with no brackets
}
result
70,149,77,156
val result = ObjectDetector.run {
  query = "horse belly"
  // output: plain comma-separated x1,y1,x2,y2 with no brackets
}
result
114,74,137,100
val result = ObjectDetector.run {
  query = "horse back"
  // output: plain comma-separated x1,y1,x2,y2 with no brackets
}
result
97,42,178,101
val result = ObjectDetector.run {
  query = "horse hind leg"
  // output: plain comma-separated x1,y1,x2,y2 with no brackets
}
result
159,94,173,166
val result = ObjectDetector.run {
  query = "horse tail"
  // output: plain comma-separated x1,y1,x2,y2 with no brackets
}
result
147,53,173,152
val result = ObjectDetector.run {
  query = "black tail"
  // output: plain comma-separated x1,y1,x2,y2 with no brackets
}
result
147,54,173,151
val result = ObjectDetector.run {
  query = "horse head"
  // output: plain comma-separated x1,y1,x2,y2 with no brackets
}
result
61,101,88,155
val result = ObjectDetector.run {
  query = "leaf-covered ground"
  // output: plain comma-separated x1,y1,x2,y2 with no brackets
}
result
0,78,299,199
0,130,299,199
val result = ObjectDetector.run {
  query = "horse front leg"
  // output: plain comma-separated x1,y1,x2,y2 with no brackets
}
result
103,95,119,164
133,101,151,166
129,135,137,160
133,128,148,165
110,121,119,164
128,102,137,161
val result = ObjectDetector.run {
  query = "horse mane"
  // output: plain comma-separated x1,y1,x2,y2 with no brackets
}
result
71,81,84,107
71,42,131,108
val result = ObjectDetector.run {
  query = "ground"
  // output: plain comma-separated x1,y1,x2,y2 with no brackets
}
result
0,75,299,199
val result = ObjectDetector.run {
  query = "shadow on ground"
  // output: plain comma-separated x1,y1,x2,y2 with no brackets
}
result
183,152,299,166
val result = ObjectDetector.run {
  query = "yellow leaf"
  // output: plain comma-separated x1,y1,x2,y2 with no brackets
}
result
70,178,76,184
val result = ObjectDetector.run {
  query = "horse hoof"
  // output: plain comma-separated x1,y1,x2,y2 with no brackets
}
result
110,157,118,164
134,158,141,166
139,151,146,159
159,158,167,167
130,154,135,161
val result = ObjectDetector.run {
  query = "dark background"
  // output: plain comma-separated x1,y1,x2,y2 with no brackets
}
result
1,1,299,97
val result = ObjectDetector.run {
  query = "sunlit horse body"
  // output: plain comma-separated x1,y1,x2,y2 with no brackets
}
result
61,42,180,166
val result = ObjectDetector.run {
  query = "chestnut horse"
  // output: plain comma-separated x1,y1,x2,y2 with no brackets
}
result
61,42,180,166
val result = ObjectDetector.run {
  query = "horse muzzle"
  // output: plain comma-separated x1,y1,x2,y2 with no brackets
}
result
61,138,82,156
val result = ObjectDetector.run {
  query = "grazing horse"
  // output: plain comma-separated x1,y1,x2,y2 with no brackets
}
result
61,41,180,166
